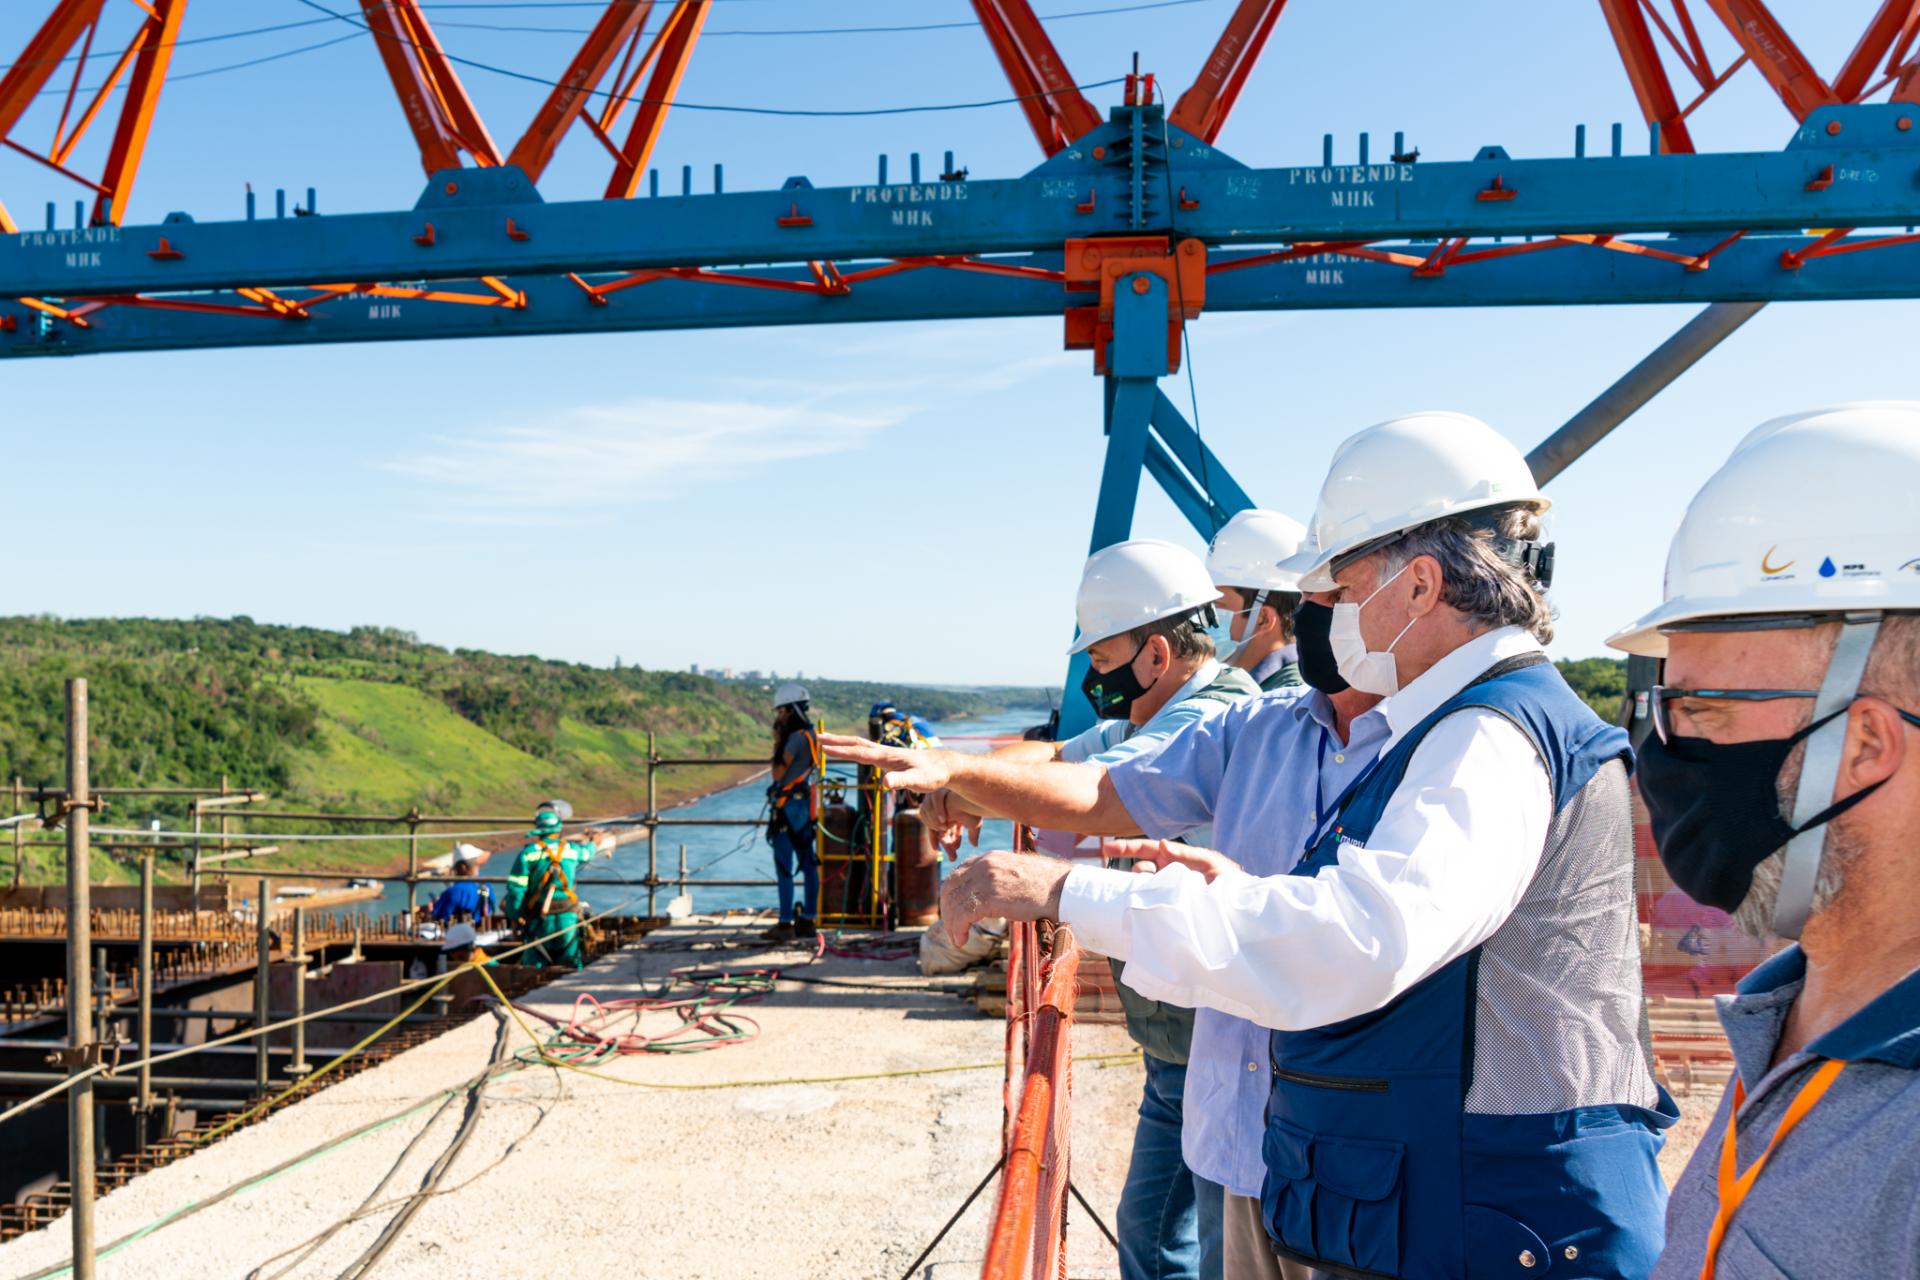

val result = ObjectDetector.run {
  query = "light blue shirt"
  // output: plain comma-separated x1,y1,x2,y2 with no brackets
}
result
1056,659,1225,768
1104,685,1392,1197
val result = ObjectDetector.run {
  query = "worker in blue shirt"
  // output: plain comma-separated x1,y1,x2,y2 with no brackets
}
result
1610,403,1920,1280
430,857,492,925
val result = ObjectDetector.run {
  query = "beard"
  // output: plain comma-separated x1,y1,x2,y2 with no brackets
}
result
1732,736,1863,938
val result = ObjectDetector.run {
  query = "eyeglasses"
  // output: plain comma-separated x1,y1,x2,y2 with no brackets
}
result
1648,686,1818,743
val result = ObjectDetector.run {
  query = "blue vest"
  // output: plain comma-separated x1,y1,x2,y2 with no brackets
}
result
1262,656,1675,1279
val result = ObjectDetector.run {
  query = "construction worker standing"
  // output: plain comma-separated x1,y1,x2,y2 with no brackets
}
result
765,683,821,943
1606,403,1920,1279
873,413,1672,1278
502,807,597,969
1205,509,1310,691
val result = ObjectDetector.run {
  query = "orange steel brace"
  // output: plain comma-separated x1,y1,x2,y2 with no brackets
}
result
93,0,185,226
605,0,710,199
359,0,503,176
0,0,190,226
1833,0,1920,101
1169,0,1292,144
507,0,656,183
971,0,1101,156
1062,236,1205,375
1703,0,1836,121
982,924,1080,1280
0,0,109,142
1596,0,1699,153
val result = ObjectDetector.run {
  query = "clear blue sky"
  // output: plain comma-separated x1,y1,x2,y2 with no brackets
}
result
2,1,1910,686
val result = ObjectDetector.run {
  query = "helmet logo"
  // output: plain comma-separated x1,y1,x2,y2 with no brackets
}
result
1760,545,1796,576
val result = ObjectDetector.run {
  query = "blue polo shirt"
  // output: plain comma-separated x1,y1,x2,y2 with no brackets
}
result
1652,946,1920,1278
1104,686,1392,1197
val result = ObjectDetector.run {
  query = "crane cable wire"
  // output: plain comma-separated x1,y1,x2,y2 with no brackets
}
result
289,0,1131,117
3,0,1219,78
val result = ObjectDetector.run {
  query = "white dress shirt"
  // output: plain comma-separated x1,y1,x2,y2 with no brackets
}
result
1059,626,1553,1031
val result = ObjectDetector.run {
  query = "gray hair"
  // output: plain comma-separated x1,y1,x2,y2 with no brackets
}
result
1379,503,1554,643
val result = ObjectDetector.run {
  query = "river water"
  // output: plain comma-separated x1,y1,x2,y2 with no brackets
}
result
394,706,1050,921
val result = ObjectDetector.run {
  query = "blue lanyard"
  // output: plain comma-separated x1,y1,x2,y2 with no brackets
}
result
1304,722,1385,853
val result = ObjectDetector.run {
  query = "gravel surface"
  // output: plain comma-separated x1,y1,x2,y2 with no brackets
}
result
0,919,1142,1280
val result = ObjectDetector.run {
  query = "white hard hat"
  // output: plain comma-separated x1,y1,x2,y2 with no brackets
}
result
1607,402,1920,657
1297,412,1547,591
772,682,810,708
1206,509,1309,592
441,921,477,952
1068,539,1221,654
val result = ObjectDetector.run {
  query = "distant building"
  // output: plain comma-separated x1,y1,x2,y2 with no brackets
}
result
689,662,699,675
722,667,734,680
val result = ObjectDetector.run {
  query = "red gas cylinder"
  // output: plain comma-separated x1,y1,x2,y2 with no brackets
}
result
892,806,941,926
817,799,857,915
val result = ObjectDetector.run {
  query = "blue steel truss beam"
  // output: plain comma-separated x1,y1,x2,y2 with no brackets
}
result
7,230,1917,357
1,104,1917,304
1150,390,1253,522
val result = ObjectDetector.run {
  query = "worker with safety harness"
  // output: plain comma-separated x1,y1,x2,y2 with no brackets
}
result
858,701,938,858
869,701,940,750
1607,403,1920,1280
501,806,597,969
764,682,821,944
1206,508,1310,691
844,415,1672,1278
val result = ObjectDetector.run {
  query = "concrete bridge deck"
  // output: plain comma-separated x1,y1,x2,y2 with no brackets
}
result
0,917,1142,1280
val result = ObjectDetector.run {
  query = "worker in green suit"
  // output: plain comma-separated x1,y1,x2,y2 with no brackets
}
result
502,806,598,969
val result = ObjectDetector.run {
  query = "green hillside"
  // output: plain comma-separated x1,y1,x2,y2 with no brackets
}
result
0,617,1049,884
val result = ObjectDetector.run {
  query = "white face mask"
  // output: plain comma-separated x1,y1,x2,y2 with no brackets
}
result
1330,563,1420,695
1205,592,1264,664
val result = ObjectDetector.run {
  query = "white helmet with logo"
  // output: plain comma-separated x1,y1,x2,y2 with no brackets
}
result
1297,411,1547,591
1206,509,1309,592
1068,539,1221,654
772,682,810,709
1608,402,1920,656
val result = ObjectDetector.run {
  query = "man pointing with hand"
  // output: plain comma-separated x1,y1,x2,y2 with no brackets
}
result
826,412,1673,1279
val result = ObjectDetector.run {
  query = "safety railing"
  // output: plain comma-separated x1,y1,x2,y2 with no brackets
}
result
7,732,924,926
983,919,1081,1280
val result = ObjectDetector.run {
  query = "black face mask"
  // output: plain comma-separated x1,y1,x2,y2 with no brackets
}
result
1290,601,1349,694
1081,643,1161,720
1635,707,1883,914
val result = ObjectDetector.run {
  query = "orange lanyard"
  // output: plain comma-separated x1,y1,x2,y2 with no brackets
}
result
1698,1057,1847,1280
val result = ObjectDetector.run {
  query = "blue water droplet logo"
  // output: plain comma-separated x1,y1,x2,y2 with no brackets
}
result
1819,557,1837,578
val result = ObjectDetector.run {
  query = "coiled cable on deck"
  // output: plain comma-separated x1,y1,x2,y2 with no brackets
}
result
500,966,776,1062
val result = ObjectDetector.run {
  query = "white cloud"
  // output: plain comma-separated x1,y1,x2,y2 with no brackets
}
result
384,397,906,524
